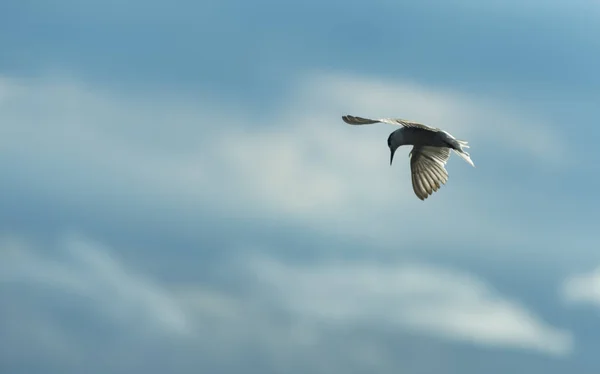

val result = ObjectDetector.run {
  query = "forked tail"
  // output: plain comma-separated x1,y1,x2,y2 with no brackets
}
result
453,139,475,167
456,139,470,149
452,139,475,167
454,149,475,167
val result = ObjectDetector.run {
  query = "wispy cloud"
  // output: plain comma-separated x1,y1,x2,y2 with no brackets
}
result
560,267,600,309
0,71,574,261
246,255,573,357
0,233,189,336
0,232,575,374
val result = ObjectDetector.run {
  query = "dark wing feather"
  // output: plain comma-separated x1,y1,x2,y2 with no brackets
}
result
342,115,440,132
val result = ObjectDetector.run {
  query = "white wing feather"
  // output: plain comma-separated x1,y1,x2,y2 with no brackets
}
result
409,146,451,200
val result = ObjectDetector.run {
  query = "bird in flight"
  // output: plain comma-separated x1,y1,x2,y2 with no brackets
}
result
342,115,475,200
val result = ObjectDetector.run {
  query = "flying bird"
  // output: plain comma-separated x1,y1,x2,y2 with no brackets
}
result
342,115,475,200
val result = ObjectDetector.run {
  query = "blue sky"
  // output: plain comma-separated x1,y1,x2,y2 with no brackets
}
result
2,0,600,373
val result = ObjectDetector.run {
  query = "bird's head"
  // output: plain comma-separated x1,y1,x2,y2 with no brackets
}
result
387,133,399,165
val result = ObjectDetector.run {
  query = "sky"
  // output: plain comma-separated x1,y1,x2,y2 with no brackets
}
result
2,0,600,373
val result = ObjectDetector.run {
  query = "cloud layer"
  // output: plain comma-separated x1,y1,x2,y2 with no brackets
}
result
4,1,600,373
0,71,573,255
0,60,591,374
247,255,573,356
0,232,573,374
561,267,600,309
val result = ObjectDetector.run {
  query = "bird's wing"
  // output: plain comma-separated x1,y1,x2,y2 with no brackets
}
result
342,115,440,132
409,146,450,200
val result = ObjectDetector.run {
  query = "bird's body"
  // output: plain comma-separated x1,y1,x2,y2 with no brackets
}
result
389,126,451,148
342,115,475,200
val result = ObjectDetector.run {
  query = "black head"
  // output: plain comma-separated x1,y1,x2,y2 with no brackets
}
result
387,133,397,165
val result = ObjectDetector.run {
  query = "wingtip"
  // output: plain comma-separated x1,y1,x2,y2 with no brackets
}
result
341,115,354,124
342,115,379,125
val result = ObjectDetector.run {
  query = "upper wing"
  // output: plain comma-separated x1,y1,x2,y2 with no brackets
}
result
409,146,451,200
342,115,440,132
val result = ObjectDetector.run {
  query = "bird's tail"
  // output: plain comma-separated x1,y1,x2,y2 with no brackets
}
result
453,149,475,167
452,139,475,167
446,137,475,167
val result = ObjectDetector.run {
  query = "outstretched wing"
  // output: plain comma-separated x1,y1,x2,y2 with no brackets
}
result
409,146,450,200
342,115,440,132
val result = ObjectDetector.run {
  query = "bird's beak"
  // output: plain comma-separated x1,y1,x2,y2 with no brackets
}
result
390,148,396,165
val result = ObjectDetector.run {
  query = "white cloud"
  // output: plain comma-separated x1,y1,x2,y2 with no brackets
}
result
0,233,189,336
0,71,570,258
245,255,573,357
0,233,573,370
560,267,600,308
